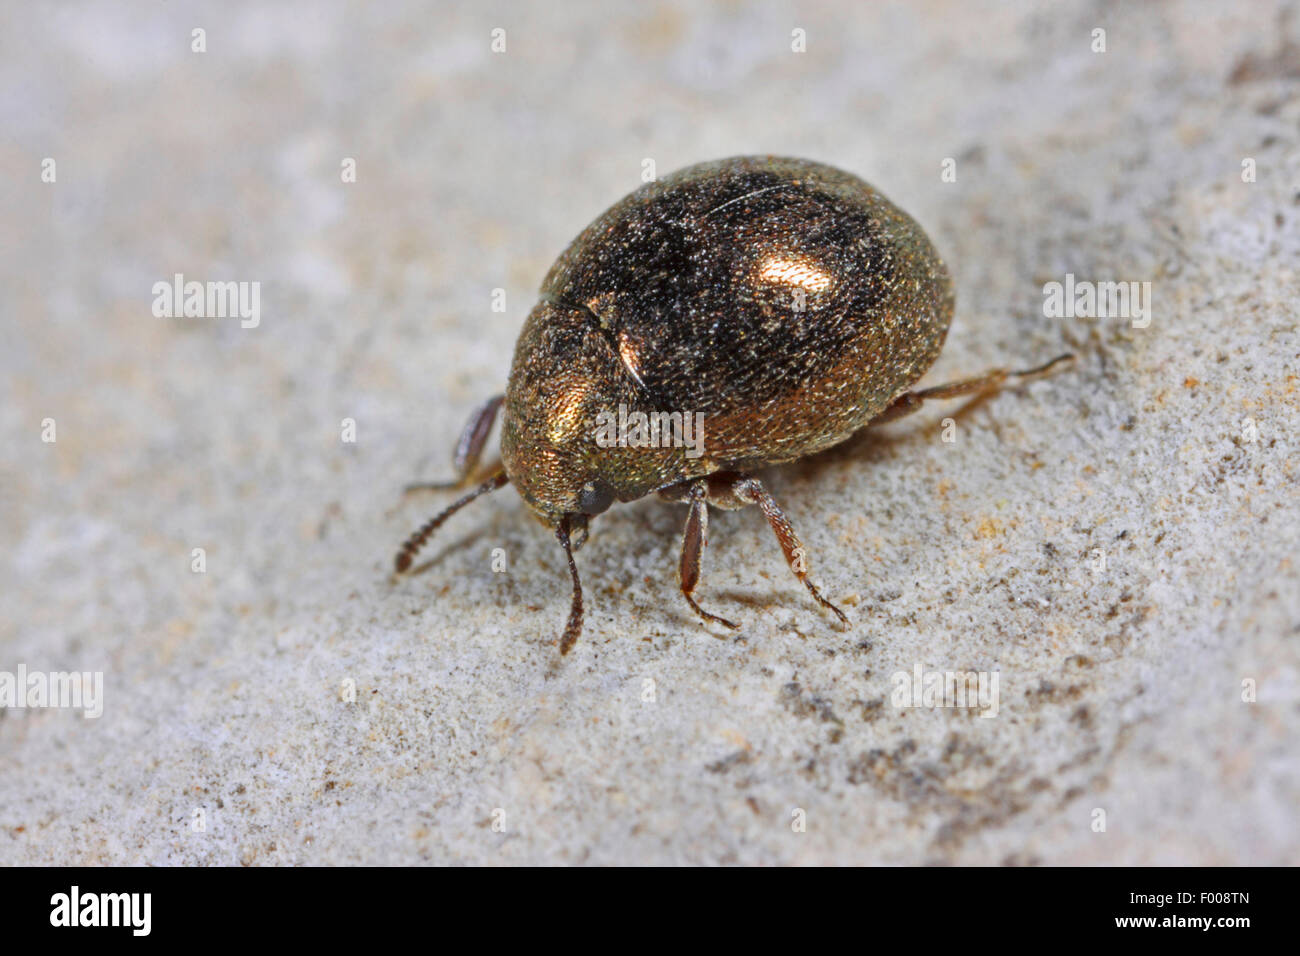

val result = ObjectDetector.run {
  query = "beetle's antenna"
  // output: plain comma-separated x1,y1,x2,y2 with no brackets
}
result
394,470,510,573
555,515,584,655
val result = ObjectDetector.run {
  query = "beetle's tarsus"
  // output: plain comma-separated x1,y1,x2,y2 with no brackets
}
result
1011,352,1075,381
685,592,741,631
803,579,850,626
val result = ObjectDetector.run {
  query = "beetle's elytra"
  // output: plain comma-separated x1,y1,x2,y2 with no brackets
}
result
395,156,1071,653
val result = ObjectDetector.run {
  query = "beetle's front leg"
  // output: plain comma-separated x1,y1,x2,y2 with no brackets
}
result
404,394,504,494
674,480,740,633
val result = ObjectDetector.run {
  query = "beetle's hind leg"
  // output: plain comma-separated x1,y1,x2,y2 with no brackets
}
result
404,394,504,494
674,480,741,633
869,353,1074,425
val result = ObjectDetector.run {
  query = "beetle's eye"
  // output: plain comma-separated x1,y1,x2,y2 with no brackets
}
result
577,480,615,515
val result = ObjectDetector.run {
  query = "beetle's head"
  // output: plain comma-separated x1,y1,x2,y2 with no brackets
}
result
500,300,675,526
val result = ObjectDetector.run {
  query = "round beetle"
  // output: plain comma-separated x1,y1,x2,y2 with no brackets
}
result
395,156,1071,653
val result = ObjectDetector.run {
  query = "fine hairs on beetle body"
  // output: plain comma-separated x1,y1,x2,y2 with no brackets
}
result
394,156,1072,654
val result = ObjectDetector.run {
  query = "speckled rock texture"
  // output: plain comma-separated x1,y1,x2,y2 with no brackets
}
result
2,1,1297,865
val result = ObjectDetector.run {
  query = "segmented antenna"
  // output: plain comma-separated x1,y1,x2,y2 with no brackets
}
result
394,471,509,573
555,515,584,654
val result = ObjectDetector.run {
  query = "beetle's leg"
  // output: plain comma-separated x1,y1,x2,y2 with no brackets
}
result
404,394,504,493
870,353,1074,425
678,480,741,633
555,515,584,654
720,474,849,626
394,469,509,573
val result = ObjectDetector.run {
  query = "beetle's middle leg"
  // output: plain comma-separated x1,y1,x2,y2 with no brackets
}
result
700,472,849,627
869,353,1074,425
404,394,504,494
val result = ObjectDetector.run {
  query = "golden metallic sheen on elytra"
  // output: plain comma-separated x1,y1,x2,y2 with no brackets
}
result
501,155,955,519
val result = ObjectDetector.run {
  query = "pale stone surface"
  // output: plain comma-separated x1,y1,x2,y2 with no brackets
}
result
1,1,1297,865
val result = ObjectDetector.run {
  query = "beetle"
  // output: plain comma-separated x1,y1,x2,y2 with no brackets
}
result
395,156,1071,653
